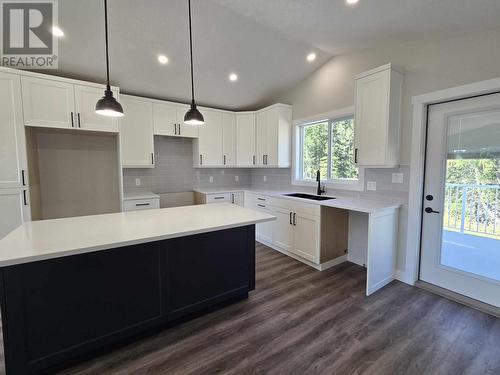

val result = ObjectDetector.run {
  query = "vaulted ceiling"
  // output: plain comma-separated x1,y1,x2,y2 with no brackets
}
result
48,0,500,110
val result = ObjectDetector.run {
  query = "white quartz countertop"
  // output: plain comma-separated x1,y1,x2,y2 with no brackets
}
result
0,204,275,267
193,187,400,214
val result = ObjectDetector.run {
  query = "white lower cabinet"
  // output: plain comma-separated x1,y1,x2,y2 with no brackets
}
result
292,213,320,263
0,189,30,239
272,208,294,253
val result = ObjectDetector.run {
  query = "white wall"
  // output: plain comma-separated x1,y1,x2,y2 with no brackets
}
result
275,28,500,278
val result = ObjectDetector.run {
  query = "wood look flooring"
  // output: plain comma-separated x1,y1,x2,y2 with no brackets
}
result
3,243,500,375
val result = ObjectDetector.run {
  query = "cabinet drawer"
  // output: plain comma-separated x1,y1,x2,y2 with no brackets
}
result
205,193,231,203
123,198,160,211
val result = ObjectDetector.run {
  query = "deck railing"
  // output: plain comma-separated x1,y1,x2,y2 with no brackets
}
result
444,183,500,237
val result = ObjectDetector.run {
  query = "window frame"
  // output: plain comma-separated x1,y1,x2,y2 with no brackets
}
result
292,107,364,191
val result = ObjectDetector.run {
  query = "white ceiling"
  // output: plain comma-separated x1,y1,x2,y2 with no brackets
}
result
48,0,500,110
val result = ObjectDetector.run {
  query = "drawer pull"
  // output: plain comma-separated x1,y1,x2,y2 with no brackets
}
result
293,212,296,226
289,211,293,225
257,204,266,208
257,197,266,201
135,203,150,207
213,197,225,200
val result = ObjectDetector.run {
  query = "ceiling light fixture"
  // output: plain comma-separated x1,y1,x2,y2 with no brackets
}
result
51,26,64,37
346,0,359,5
95,0,124,118
229,73,238,82
158,54,169,64
307,52,316,62
184,0,204,126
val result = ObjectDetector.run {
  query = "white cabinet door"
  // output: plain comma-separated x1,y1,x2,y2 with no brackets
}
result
255,110,267,166
197,109,223,166
0,189,30,239
222,113,236,166
236,113,256,167
153,101,177,136
177,105,199,138
354,65,402,167
0,72,27,189
231,192,244,206
265,108,280,166
74,85,118,133
119,95,155,168
21,76,75,129
272,208,294,252
293,213,319,263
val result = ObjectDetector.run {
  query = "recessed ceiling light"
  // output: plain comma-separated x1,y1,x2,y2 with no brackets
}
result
346,0,359,5
307,52,316,62
229,73,238,82
157,54,169,64
51,26,64,37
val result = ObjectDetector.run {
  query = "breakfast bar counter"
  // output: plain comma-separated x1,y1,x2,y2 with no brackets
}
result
0,204,275,374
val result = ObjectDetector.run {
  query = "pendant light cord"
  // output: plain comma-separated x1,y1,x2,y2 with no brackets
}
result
104,0,111,91
188,0,195,105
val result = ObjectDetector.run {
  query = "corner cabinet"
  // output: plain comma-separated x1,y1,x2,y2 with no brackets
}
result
255,104,292,167
119,95,155,168
236,113,256,167
354,64,403,167
21,76,119,133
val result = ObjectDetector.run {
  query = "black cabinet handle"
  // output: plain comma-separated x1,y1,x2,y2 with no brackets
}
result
151,153,154,165
70,112,74,127
173,123,177,135
231,194,235,204
23,190,27,206
135,203,150,207
263,155,265,164
257,197,266,201
425,207,440,214
200,154,203,165
253,155,256,165
21,170,25,186
354,148,358,164
214,196,225,200
224,155,226,165
289,212,293,225
293,213,296,226
77,113,81,128
178,124,181,135
257,204,265,208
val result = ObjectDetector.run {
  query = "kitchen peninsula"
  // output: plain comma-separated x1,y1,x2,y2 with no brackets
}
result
0,204,274,374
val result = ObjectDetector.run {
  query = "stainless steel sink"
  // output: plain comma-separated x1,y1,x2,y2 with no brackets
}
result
284,193,335,201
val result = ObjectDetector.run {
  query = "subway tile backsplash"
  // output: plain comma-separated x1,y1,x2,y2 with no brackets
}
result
123,136,409,207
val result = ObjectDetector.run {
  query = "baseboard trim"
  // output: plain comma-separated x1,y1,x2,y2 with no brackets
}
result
416,280,500,318
395,270,415,285
256,240,346,271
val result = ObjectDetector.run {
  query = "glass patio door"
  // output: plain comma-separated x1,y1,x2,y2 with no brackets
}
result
420,93,500,308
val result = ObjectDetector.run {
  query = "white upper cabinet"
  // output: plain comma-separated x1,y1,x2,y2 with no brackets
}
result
354,64,403,167
74,85,119,132
153,102,198,138
255,105,292,167
21,75,119,133
236,113,256,167
194,109,223,166
22,76,75,129
0,72,27,189
222,113,236,166
119,95,155,168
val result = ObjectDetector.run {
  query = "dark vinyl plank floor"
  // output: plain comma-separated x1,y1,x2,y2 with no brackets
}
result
3,243,500,374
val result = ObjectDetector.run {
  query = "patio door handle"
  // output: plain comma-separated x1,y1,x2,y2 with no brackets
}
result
425,207,440,214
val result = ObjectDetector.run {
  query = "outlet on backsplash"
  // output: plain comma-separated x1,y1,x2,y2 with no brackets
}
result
263,176,267,182
392,173,404,184
209,176,214,183
235,175,239,182
366,181,377,191
135,178,141,186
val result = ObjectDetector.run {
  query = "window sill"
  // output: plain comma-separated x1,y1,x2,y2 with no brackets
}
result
291,179,365,192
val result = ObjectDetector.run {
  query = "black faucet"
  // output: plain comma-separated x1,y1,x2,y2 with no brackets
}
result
316,170,326,195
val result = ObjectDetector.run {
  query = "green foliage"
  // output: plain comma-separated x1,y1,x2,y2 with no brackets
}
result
301,119,358,180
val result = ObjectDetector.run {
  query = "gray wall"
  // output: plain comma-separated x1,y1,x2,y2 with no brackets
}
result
274,27,500,275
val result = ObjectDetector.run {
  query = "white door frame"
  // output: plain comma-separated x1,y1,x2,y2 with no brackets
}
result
405,76,500,285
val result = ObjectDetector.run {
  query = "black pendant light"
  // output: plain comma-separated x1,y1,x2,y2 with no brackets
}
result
95,0,124,117
184,0,204,125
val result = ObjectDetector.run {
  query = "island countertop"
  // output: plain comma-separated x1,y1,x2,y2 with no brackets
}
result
0,203,275,267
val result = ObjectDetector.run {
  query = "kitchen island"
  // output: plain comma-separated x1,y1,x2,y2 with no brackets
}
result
0,204,275,375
